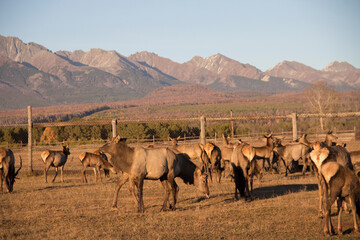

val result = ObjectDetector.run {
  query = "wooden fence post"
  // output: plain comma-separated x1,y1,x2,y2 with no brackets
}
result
27,106,33,172
291,112,297,141
230,110,234,139
200,116,206,145
112,119,117,138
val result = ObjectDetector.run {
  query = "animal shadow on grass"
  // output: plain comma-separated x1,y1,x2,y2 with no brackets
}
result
219,183,318,205
251,183,318,200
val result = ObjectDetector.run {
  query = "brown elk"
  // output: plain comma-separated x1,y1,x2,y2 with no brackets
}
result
41,145,70,183
99,136,209,212
310,143,360,236
310,139,354,216
273,140,311,176
79,151,117,183
203,142,223,183
297,133,312,146
253,133,275,171
169,136,211,172
0,148,22,193
230,142,256,201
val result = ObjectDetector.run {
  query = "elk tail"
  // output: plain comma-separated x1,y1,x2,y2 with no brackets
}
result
15,155,22,176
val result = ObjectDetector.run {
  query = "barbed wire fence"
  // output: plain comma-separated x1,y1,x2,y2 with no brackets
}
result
0,106,359,173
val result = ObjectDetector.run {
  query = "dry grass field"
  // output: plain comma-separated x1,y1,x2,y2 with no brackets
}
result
1,142,360,240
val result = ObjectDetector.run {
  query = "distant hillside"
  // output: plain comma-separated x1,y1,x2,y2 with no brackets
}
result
0,35,359,110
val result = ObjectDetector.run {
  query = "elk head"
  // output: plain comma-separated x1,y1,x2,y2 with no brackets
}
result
7,155,22,193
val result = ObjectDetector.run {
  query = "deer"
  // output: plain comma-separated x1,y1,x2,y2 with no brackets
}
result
310,142,360,236
0,148,22,193
79,151,117,183
41,145,70,183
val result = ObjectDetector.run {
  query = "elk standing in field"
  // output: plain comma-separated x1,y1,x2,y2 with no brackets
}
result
253,133,275,172
231,142,256,201
0,148,22,193
100,136,209,212
273,139,312,176
169,136,211,173
310,143,360,236
79,151,117,183
203,142,223,183
41,145,70,183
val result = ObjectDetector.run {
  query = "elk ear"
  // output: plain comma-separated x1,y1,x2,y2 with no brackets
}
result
114,135,121,143
177,136,181,140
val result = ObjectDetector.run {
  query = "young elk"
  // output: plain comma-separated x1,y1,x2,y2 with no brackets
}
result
41,145,70,183
79,151,117,183
310,143,360,236
0,148,22,193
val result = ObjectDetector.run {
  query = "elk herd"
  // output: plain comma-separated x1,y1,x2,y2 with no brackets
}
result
1,130,360,236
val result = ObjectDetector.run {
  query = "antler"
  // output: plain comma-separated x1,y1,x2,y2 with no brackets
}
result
15,155,22,177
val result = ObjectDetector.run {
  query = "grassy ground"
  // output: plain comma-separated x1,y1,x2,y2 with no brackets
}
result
1,166,360,239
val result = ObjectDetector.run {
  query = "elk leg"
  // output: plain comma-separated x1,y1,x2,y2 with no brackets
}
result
337,198,343,234
136,177,145,213
0,168,3,192
350,195,359,233
82,166,88,183
44,163,51,183
52,167,58,183
60,165,64,182
112,174,129,209
160,180,170,211
97,167,102,183
167,173,177,210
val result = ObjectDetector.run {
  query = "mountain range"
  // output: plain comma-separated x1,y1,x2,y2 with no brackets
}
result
0,35,359,110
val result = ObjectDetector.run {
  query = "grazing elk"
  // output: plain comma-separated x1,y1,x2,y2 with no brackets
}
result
230,142,256,201
41,145,70,183
310,143,360,236
79,151,117,183
273,140,311,176
99,136,209,212
0,148,22,193
169,136,211,172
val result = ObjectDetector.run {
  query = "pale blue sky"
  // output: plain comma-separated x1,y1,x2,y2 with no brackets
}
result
0,0,359,71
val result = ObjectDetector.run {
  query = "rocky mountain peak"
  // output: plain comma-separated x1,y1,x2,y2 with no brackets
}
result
322,61,357,72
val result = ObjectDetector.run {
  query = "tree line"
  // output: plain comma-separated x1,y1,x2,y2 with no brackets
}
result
1,116,357,146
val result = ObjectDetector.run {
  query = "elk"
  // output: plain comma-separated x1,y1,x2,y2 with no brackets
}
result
273,140,311,176
41,145,70,183
297,133,312,147
0,148,22,193
203,142,223,183
99,136,209,212
253,133,275,171
79,151,117,183
231,142,256,201
310,143,360,236
169,136,211,173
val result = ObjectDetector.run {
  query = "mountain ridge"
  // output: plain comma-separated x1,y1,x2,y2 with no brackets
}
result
0,35,359,110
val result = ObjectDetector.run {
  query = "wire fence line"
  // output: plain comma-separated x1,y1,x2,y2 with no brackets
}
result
1,106,359,172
